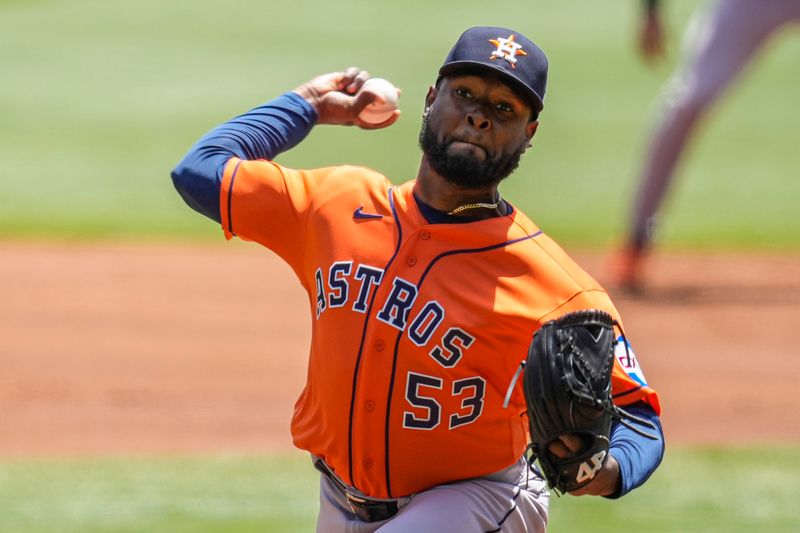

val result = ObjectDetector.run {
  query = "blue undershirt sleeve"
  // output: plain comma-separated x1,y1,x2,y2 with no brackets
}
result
171,91,318,223
606,402,665,498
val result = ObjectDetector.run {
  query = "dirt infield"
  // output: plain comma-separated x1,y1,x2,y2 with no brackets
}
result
1,242,798,456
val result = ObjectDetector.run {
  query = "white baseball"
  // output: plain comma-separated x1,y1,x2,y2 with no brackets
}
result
358,78,399,124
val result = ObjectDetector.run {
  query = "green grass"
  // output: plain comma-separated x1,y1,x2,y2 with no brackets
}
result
549,446,800,533
1,446,799,532
0,453,320,533
1,0,799,248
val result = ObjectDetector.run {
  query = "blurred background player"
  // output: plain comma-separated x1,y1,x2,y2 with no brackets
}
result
613,0,800,290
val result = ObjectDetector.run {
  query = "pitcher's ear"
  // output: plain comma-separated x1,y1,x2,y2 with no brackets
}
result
526,121,539,139
424,85,437,108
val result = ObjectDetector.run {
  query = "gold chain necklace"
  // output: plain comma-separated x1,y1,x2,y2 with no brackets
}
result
447,192,503,215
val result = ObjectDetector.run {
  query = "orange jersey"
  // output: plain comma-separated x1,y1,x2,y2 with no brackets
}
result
219,157,661,498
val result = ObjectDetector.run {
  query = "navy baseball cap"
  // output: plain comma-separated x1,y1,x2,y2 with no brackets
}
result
439,26,548,113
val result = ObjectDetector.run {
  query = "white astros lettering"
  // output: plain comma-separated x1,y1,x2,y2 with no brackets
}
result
314,261,475,363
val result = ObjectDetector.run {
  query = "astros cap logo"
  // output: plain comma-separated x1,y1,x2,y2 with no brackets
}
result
489,34,527,68
439,27,548,112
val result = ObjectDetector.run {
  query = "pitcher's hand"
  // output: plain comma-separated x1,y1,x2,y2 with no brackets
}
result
294,67,400,129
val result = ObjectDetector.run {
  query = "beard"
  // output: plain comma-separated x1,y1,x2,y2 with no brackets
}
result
418,114,526,189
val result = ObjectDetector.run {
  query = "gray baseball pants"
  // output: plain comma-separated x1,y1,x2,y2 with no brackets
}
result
315,457,549,532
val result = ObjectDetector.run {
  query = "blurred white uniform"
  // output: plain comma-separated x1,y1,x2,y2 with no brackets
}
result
628,0,800,250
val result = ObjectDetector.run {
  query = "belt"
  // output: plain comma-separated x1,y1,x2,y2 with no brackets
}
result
314,459,400,523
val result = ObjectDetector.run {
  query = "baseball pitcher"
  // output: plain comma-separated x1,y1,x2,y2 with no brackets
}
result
172,26,664,532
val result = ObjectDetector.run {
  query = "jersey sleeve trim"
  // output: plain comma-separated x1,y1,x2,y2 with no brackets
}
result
613,383,661,415
612,385,643,400
220,158,243,240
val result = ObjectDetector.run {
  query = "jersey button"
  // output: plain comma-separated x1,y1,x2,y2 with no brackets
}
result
363,458,374,469
407,256,417,266
420,230,431,240
365,400,376,412
375,339,385,352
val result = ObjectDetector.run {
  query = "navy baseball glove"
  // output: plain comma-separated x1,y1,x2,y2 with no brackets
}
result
523,309,655,494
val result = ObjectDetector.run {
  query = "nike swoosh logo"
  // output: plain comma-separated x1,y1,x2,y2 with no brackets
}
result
353,206,384,220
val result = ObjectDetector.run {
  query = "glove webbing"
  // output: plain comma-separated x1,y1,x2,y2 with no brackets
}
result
503,321,660,440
